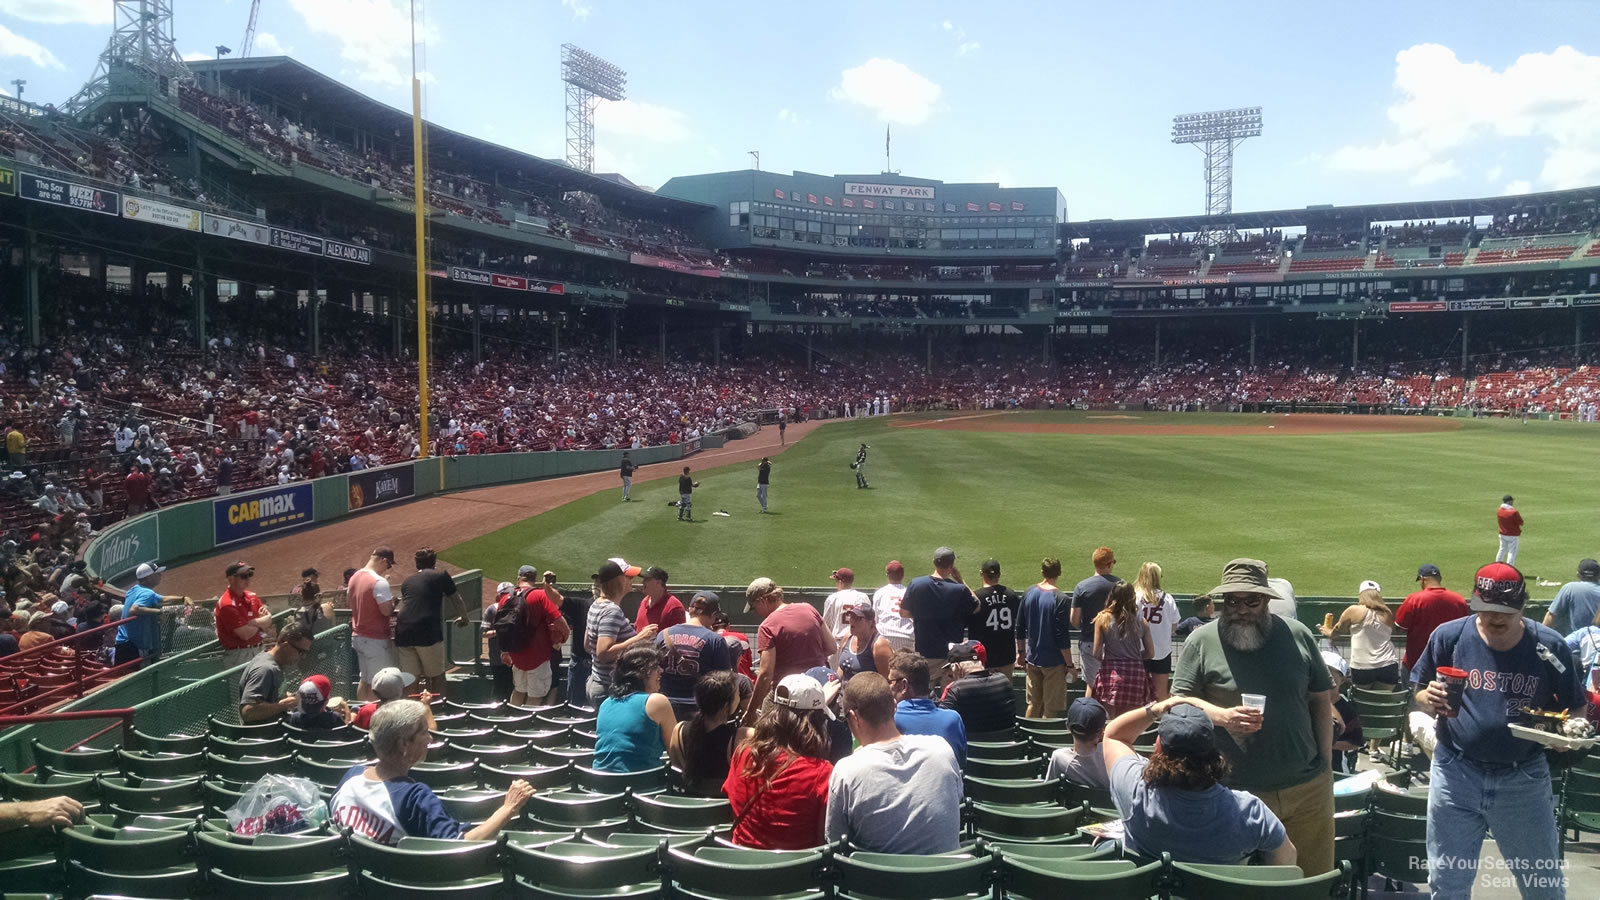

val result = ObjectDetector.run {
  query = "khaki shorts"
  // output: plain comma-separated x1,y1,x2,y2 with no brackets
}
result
512,661,553,698
396,642,448,678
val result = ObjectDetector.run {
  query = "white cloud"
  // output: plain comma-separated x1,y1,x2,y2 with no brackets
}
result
941,20,978,56
182,50,214,62
1329,43,1600,190
594,99,690,142
775,108,808,127
286,0,438,86
831,58,942,125
561,0,592,19
0,0,110,25
1486,164,1503,182
0,22,61,68
957,42,980,56
251,32,294,57
1503,179,1533,195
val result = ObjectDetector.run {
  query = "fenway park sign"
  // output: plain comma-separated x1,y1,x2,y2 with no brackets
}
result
844,181,935,200
448,266,564,294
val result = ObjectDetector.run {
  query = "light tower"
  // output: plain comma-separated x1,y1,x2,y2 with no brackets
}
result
65,0,193,115
560,44,626,173
1171,107,1262,245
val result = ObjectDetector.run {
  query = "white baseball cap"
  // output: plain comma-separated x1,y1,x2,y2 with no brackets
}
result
1358,580,1381,594
774,674,831,718
1321,649,1350,676
495,581,514,595
135,562,167,580
370,666,417,701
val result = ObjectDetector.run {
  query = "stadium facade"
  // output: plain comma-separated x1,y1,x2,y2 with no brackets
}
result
1,53,1599,367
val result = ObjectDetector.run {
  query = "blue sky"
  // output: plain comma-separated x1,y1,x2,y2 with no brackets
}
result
2,0,1597,220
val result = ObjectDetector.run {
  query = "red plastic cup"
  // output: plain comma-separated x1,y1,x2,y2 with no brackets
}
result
1437,666,1468,718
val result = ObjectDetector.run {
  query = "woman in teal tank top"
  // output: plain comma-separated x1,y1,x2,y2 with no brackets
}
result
594,644,678,772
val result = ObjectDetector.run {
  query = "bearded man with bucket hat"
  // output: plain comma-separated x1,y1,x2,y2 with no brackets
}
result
1172,558,1336,875
1413,562,1583,899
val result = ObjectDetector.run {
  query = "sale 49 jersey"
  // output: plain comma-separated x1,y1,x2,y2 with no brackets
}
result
968,585,1022,669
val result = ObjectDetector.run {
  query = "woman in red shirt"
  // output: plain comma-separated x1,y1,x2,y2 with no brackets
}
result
722,674,834,850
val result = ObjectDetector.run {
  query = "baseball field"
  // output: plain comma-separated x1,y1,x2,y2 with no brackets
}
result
439,410,1600,600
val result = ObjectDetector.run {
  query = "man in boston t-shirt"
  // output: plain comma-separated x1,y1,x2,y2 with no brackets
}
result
656,591,734,720
1413,562,1582,899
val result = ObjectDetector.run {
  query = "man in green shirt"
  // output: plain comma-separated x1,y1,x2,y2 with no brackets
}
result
1172,558,1335,876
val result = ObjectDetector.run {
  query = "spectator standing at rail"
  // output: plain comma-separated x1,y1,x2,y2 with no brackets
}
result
901,547,978,693
1496,495,1523,564
1396,564,1468,673
656,590,734,721
1071,547,1122,689
838,596,893,681
742,577,834,726
969,558,1022,678
1019,557,1075,717
1172,558,1335,876
500,565,570,708
585,558,654,705
395,548,467,698
1090,582,1155,720
822,567,869,667
216,561,273,669
1133,562,1179,700
871,561,914,653
112,561,188,666
1321,584,1400,689
348,547,398,702
482,581,515,702
635,566,686,631
1544,558,1600,635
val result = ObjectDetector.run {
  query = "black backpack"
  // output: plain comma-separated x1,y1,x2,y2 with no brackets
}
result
491,588,535,653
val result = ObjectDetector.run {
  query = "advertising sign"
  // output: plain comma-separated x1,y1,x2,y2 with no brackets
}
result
1388,301,1449,312
204,213,270,244
491,273,528,291
0,165,14,197
214,483,315,547
682,438,704,457
843,182,936,200
527,279,565,294
1510,298,1569,310
92,514,161,583
122,196,201,231
1448,298,1508,312
271,227,325,256
323,239,372,265
19,173,119,215
449,266,492,285
347,465,415,512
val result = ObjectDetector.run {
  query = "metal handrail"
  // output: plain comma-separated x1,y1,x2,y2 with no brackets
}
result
0,708,136,770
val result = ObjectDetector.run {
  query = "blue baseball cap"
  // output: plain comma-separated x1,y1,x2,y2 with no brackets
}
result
1158,702,1216,756
1067,697,1107,735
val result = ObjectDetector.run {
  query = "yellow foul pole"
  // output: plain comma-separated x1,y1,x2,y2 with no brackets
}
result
410,0,430,460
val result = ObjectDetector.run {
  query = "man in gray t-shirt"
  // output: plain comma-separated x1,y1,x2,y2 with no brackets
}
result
827,672,962,854
238,624,313,723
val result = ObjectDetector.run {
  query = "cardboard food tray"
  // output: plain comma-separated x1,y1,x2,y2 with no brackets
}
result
1508,723,1599,751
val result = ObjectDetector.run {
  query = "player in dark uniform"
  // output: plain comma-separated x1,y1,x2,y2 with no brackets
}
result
619,453,634,501
853,443,870,489
677,466,699,521
756,457,772,513
968,558,1022,678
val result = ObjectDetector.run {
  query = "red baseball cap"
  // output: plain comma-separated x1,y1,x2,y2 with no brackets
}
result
1471,562,1527,613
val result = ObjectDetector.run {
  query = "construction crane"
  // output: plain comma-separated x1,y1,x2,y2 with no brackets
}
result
240,0,261,57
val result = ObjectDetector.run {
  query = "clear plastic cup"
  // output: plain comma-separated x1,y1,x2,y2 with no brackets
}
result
1241,693,1267,711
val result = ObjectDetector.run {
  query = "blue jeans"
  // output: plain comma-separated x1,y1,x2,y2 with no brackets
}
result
566,656,592,708
1427,743,1564,899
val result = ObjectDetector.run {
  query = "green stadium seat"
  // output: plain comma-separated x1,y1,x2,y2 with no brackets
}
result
530,743,597,768
208,733,291,758
95,775,206,820
534,712,598,730
0,823,64,894
524,789,631,832
1371,779,1428,817
577,764,669,795
1562,788,1600,847
208,716,286,741
632,792,733,833
133,730,209,755
481,762,573,792
196,829,349,899
468,711,537,728
296,755,361,790
497,726,572,747
31,739,118,776
967,728,1018,743
591,830,712,851
665,844,827,900
435,726,499,742
438,789,509,823
1368,809,1429,888
446,739,532,767
288,735,371,761
1170,861,1350,899
1,770,100,805
62,822,201,899
203,778,248,817
834,849,993,900
410,760,481,791
443,699,508,716
965,756,1044,780
205,750,295,786
968,799,1089,844
283,721,359,742
1058,779,1116,812
350,833,505,898
1017,716,1067,731
962,776,1057,807
508,840,662,898
966,740,1032,761
988,841,1110,858
993,852,1163,900
117,748,205,780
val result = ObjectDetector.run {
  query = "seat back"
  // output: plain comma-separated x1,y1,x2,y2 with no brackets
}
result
349,832,502,882
966,740,1031,761
963,776,1057,806
62,823,192,870
133,730,208,755
409,761,481,790
1,770,99,804
576,764,669,794
196,828,345,877
996,852,1161,899
32,739,118,775
835,850,992,899
287,736,370,761
117,749,205,780
96,775,205,814
480,762,573,792
207,734,291,758
208,716,286,741
1171,861,1349,900
508,840,661,892
632,793,733,832
527,789,631,827
204,751,295,786
970,800,1087,842
668,845,826,897
965,757,1043,781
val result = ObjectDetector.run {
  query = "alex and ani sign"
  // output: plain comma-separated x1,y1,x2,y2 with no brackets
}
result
843,182,936,200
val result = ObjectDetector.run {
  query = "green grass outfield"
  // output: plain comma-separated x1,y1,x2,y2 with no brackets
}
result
440,411,1600,600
